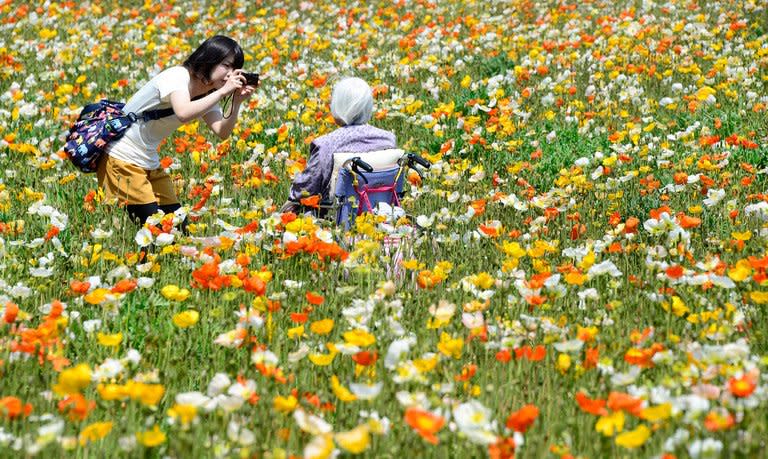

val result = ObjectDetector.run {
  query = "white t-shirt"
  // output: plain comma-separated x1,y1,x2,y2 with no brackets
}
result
106,66,222,170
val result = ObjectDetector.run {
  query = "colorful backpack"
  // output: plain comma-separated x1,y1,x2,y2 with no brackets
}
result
63,100,175,173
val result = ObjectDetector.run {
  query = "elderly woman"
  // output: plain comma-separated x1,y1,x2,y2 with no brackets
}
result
280,77,396,213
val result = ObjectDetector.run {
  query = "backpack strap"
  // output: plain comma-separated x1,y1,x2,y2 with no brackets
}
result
134,93,208,122
139,107,176,121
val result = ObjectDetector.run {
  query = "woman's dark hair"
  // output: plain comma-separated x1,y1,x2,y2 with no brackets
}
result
183,35,244,83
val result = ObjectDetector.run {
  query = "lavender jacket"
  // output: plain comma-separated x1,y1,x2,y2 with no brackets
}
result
287,124,397,203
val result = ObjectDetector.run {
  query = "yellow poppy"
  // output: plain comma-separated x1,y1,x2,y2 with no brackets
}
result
615,424,651,449
136,425,166,447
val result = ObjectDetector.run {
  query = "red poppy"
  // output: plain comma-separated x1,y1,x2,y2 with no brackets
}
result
44,225,60,241
305,291,324,305
495,349,512,363
290,313,308,324
665,265,684,279
506,404,539,433
351,351,378,366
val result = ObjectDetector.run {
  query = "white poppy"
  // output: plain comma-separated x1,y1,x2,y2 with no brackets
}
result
207,373,231,397
134,227,153,247
703,188,725,207
349,382,383,400
175,391,211,408
155,232,175,246
416,214,434,228
90,228,113,239
553,339,584,353
453,400,497,445
136,277,154,288
294,408,333,435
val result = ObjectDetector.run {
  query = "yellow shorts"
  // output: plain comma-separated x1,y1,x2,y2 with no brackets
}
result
96,154,178,206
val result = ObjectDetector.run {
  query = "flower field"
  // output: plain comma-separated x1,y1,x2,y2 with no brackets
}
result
2,0,768,457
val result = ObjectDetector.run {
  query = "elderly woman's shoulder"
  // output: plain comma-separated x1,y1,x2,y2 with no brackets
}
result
315,124,396,145
368,125,396,140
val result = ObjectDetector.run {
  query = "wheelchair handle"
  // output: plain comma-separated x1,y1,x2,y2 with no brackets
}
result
407,153,431,169
351,157,374,173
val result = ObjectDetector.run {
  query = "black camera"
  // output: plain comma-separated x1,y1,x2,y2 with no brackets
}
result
242,72,260,86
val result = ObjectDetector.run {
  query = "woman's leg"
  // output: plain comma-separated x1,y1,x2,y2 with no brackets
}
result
126,203,160,224
150,169,188,234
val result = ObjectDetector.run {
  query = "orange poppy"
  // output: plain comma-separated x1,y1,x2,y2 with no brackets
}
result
514,345,546,361
624,342,664,368
404,407,445,445
470,199,486,216
47,300,63,320
677,213,701,229
729,374,757,398
408,170,422,187
673,172,688,184
607,392,643,416
235,221,260,235
575,391,607,416
704,411,735,431
479,223,502,238
649,205,673,219
454,364,477,382
488,436,516,459
527,272,551,289
58,394,95,421
583,347,600,369
111,278,138,294
544,207,560,221
243,276,266,295
748,256,768,270
192,258,231,291
300,195,321,208
280,212,298,225
3,302,18,324
624,216,640,234
525,295,547,306
235,253,252,266
0,396,32,419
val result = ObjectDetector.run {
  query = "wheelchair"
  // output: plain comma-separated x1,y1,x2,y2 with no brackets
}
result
319,151,431,230
287,151,430,280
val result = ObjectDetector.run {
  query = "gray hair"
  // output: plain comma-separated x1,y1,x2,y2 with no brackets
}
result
330,77,373,126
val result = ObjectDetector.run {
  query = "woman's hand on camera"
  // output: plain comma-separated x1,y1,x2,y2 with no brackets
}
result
234,84,255,103
221,70,245,95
